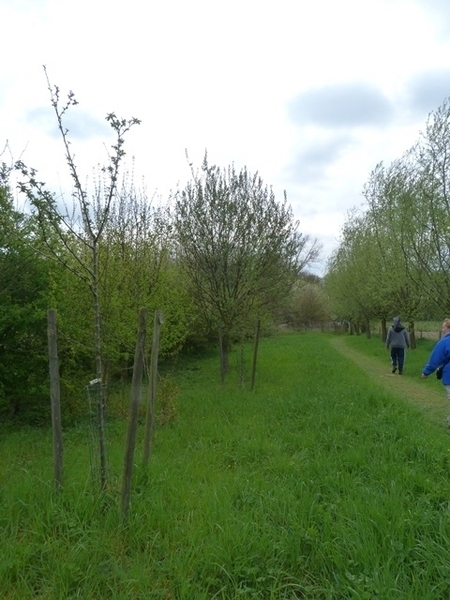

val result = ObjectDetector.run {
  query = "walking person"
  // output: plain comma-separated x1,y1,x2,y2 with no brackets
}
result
386,316,410,374
421,318,450,426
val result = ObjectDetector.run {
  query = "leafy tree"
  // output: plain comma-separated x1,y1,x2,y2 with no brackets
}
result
402,101,450,314
98,176,192,380
325,96,450,336
0,175,54,422
361,158,428,344
325,206,401,337
288,279,332,329
173,155,321,373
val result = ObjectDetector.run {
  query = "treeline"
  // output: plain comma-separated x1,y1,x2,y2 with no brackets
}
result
324,97,450,342
0,82,325,426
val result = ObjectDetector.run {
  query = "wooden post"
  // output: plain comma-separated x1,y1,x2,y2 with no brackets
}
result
250,319,261,391
47,309,63,491
143,310,164,468
120,307,148,519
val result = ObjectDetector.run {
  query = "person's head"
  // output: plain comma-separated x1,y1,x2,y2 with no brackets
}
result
442,318,450,334
392,317,400,326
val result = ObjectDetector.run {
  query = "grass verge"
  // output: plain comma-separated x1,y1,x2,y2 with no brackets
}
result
1,332,450,599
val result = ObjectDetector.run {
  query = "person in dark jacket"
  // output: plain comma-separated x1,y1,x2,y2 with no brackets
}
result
386,316,410,374
421,318,450,425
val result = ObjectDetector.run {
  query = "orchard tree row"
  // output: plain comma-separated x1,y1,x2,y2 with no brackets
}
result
324,98,450,343
0,77,322,425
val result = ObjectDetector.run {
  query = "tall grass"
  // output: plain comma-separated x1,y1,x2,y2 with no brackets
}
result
1,332,450,598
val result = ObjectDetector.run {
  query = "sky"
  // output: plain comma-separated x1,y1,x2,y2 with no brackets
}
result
2,0,450,275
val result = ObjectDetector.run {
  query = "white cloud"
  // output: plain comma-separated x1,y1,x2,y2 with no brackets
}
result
2,0,450,274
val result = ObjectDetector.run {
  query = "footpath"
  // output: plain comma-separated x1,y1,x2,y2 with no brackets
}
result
330,335,448,429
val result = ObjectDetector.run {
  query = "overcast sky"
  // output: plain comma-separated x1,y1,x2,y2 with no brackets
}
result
2,0,450,274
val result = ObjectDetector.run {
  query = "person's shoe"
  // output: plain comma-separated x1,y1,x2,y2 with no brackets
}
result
399,371,403,375
392,367,397,373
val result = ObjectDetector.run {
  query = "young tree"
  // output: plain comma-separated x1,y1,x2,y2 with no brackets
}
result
16,68,140,490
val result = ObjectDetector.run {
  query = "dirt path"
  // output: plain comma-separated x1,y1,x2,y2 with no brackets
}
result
330,336,448,428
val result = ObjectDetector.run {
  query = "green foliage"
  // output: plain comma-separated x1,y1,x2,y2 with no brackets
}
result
173,155,320,350
327,96,450,323
2,333,450,597
286,278,332,327
0,184,55,424
325,208,395,329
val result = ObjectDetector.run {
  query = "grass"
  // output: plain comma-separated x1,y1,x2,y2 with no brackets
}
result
2,331,450,598
343,328,439,380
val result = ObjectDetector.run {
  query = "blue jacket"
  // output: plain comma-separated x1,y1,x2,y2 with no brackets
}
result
422,333,450,384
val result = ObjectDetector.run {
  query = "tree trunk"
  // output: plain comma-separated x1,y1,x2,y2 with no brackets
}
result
380,318,387,342
408,319,416,350
93,244,108,492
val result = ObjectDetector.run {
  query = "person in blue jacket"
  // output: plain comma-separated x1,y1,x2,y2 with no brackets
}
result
421,318,450,425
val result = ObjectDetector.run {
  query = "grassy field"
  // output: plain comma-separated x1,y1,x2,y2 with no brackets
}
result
2,331,450,599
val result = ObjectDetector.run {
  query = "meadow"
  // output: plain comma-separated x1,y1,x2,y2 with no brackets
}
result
1,331,450,599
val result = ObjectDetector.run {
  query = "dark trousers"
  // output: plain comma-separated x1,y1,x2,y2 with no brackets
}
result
391,347,405,372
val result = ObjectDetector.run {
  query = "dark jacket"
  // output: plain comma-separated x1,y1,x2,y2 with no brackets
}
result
422,333,450,385
386,320,410,349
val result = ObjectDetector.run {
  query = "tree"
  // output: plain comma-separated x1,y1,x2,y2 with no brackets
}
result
97,175,178,380
403,101,450,314
362,158,429,345
173,155,321,373
288,279,332,329
325,208,392,337
0,172,54,422
325,96,450,336
16,68,140,490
